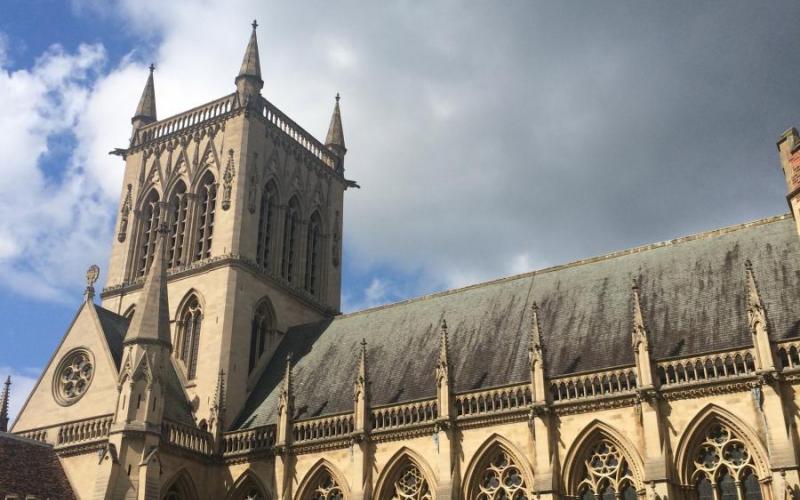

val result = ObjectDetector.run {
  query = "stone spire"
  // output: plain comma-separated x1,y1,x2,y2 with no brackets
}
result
325,94,347,173
746,260,775,371
276,354,294,446
132,64,157,128
210,369,226,449
124,224,171,347
354,339,369,432
631,278,654,388
529,303,547,404
0,376,10,432
436,318,452,419
235,20,264,99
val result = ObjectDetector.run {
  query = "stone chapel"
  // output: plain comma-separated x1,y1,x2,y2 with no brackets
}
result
5,20,800,500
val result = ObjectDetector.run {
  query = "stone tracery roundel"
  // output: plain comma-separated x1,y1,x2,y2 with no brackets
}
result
53,348,94,406
310,470,343,500
474,448,528,499
690,423,763,499
389,462,432,500
577,439,637,500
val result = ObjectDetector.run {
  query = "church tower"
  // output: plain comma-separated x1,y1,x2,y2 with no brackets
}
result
102,21,350,430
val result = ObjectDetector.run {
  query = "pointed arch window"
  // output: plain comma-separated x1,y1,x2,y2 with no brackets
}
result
304,211,322,295
689,423,764,500
470,447,529,499
256,180,278,270
575,439,638,500
167,181,189,268
386,461,432,500
281,196,301,283
194,172,217,261
249,300,275,373
176,296,203,380
137,189,161,276
306,469,344,500
229,477,267,500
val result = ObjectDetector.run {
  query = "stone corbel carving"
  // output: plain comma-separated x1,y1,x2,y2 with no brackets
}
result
222,149,235,211
117,184,132,242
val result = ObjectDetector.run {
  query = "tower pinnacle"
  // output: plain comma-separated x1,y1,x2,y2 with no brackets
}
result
236,20,263,99
325,93,346,173
124,224,171,347
0,376,10,432
132,63,157,128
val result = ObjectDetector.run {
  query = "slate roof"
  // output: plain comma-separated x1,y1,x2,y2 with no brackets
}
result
0,432,76,499
235,214,800,429
95,305,195,425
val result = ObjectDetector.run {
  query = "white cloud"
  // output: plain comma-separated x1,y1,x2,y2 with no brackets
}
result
0,366,39,427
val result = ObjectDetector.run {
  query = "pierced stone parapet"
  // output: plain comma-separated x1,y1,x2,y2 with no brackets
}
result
370,399,438,432
161,419,214,456
134,94,237,147
656,348,756,386
777,339,800,369
259,99,337,169
550,367,638,402
454,383,532,418
222,424,276,457
292,413,353,444
56,414,112,447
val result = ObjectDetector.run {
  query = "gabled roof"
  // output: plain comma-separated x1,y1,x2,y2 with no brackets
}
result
235,214,800,428
0,432,76,499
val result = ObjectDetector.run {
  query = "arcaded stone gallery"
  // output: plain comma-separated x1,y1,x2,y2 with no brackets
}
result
6,22,800,500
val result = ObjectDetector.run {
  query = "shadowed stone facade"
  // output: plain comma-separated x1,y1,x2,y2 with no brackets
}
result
7,21,800,500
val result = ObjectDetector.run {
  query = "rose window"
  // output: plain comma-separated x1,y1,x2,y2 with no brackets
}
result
390,463,432,500
691,424,762,500
577,439,637,500
476,449,528,499
54,349,94,405
311,471,344,500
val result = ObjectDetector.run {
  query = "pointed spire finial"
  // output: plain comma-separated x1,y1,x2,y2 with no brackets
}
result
437,317,450,371
631,277,649,350
236,20,263,97
132,64,157,128
124,223,171,346
530,302,543,357
325,93,346,157
0,376,10,432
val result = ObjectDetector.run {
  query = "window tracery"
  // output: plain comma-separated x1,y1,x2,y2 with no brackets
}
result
229,477,267,500
388,463,432,500
281,196,300,283
474,448,528,500
167,181,189,268
137,189,161,276
576,439,637,500
256,180,278,270
176,296,203,380
194,172,216,261
309,470,344,500
304,211,322,295
690,423,763,500
249,300,274,373
53,349,94,406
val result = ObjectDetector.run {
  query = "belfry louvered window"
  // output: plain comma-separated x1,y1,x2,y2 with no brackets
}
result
137,189,161,276
281,196,300,283
304,211,322,295
176,295,203,380
194,172,216,261
167,181,188,268
256,180,278,270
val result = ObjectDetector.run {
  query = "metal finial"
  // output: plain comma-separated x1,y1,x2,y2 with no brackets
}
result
148,63,155,74
361,338,367,348
86,265,100,288
252,19,258,30
335,92,340,103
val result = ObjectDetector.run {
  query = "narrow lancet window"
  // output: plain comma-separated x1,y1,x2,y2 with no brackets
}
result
176,295,203,380
281,196,300,283
248,300,274,373
167,181,188,268
304,211,322,295
256,180,278,269
194,172,216,261
137,189,161,277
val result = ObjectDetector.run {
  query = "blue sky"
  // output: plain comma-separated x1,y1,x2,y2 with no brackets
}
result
2,1,800,420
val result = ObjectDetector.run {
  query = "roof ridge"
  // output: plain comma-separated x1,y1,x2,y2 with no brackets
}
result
337,213,791,320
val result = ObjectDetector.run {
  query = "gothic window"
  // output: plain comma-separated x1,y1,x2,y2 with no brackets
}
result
229,474,267,500
162,473,197,500
53,349,94,406
249,300,275,373
576,439,638,500
472,448,528,500
306,469,344,500
137,189,161,276
194,172,216,261
281,196,301,283
386,462,432,500
304,211,322,295
167,181,189,268
689,423,763,500
256,180,278,270
176,295,203,380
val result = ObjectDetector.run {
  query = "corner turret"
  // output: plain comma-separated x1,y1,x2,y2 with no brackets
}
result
131,64,157,129
325,93,347,173
236,20,264,102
